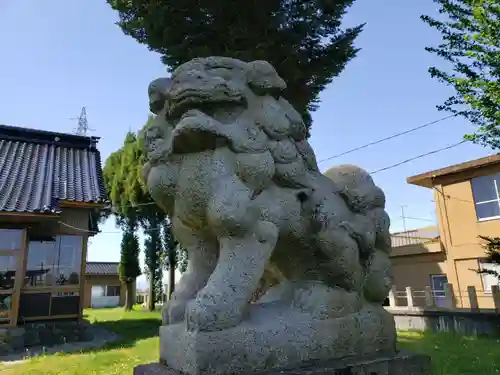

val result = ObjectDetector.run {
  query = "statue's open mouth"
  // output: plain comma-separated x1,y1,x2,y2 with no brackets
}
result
170,109,232,154
168,88,247,154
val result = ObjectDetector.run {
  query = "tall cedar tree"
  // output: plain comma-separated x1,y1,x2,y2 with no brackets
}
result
422,0,499,148
177,245,188,274
104,128,164,310
104,121,187,310
118,224,141,311
136,119,168,310
477,235,500,280
143,211,163,309
154,265,164,302
107,0,364,134
162,219,180,298
103,133,144,311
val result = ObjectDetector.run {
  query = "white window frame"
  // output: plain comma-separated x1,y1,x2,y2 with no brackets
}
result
479,262,500,293
471,174,500,221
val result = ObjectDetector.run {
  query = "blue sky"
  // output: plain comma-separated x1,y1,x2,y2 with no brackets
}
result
0,1,492,288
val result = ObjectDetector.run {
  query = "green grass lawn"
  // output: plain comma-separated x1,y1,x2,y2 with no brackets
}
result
1,307,499,375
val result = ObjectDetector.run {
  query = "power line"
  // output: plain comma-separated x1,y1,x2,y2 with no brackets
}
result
59,221,161,235
317,113,458,164
64,219,437,237
433,186,473,204
392,215,435,223
401,216,435,222
101,143,467,214
102,114,463,211
370,140,467,175
92,120,465,234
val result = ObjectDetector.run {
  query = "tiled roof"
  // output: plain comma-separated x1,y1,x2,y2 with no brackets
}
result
390,227,440,248
86,262,119,275
0,124,106,213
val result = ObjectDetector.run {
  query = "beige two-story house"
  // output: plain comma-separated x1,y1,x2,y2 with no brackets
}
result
400,154,500,308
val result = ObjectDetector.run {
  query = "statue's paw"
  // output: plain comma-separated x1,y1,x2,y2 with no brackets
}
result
162,300,189,325
185,299,243,332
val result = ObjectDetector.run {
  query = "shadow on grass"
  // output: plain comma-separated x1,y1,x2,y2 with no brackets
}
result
397,330,500,375
94,318,162,347
76,310,163,354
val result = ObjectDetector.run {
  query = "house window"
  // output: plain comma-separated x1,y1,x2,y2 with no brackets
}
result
25,241,57,287
471,174,500,220
0,229,23,251
0,255,17,290
430,274,448,307
479,262,500,293
91,285,120,297
91,285,106,298
56,236,83,285
0,294,12,321
25,235,83,288
106,286,121,297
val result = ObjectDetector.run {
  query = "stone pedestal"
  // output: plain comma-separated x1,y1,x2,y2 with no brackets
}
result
157,303,396,375
134,351,432,375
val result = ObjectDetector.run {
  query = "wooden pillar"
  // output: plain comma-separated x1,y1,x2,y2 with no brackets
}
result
424,286,435,307
79,235,88,320
467,286,479,311
405,286,414,308
491,285,500,312
10,229,28,327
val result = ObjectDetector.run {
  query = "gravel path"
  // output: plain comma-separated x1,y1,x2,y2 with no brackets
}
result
0,326,120,366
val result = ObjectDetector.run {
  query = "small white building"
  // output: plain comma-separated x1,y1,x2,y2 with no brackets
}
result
84,262,129,308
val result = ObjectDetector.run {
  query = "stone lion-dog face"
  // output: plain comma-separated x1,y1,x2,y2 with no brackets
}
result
146,57,308,158
143,57,393,335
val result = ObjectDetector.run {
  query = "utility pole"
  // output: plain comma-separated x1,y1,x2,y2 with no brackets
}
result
401,205,408,234
71,107,94,136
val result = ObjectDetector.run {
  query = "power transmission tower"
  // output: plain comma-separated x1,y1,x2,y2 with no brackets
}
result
71,107,94,136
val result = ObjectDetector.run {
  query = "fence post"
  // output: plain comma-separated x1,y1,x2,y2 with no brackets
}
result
405,286,414,308
467,286,479,311
491,285,500,312
424,286,434,307
443,283,456,309
388,286,397,307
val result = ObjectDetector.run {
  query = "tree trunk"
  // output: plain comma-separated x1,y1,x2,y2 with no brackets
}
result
167,266,175,298
167,245,176,299
147,270,155,311
125,281,134,311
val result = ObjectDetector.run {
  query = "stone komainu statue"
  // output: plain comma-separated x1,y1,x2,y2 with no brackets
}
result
142,57,394,351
